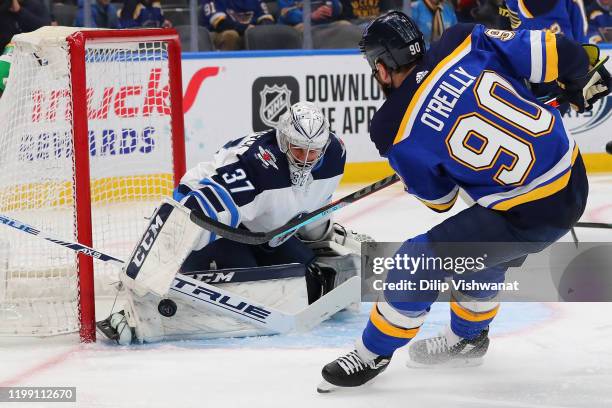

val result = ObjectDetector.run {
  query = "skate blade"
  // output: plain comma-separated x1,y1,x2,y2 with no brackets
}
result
317,377,380,394
317,380,337,393
406,356,484,369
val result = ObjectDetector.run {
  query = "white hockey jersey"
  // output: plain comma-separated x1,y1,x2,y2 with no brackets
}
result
174,130,346,250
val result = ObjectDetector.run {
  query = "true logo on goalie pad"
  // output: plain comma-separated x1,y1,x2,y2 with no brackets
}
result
172,276,272,322
125,204,173,279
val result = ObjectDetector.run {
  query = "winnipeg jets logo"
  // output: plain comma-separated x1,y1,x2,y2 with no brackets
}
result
259,84,292,128
256,145,278,169
415,70,429,84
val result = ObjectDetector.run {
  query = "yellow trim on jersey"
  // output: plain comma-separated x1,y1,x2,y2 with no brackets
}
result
518,0,534,18
337,153,608,186
492,145,579,211
211,14,227,28
392,35,473,146
418,192,459,212
451,301,500,322
369,305,420,339
543,31,559,82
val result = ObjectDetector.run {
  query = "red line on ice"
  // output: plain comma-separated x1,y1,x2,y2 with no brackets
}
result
337,188,405,224
585,203,612,223
0,346,79,387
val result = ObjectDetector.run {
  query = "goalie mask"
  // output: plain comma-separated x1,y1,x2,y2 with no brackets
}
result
276,102,331,187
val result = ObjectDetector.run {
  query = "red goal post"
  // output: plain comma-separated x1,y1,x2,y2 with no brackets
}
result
0,27,186,342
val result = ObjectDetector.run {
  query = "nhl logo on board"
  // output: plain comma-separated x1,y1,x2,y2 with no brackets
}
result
259,84,292,128
256,145,279,169
252,76,299,132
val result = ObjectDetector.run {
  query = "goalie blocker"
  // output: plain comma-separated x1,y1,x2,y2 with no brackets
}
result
98,199,368,344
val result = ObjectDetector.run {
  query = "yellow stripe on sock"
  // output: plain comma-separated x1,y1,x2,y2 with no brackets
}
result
369,305,420,339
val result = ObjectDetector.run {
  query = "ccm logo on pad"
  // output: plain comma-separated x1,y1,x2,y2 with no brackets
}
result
125,204,173,279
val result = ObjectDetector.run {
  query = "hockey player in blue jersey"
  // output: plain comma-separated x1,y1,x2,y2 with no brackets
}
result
318,11,611,391
505,0,589,42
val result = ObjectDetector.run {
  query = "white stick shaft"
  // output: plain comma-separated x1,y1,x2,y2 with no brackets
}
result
0,213,125,266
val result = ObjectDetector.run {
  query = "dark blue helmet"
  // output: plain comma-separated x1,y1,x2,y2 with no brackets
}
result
359,11,425,72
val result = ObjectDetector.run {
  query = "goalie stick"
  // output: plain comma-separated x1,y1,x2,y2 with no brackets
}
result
189,173,401,245
0,212,359,334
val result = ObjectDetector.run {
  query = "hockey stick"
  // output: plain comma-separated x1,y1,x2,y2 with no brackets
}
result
0,213,359,334
189,174,400,245
0,214,124,266
575,221,612,230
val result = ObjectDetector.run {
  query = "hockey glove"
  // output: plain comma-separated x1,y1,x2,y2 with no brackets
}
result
559,45,611,113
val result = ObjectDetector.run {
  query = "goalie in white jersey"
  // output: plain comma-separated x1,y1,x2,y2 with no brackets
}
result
98,102,366,344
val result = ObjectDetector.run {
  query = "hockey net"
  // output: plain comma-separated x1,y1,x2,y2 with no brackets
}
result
0,27,185,341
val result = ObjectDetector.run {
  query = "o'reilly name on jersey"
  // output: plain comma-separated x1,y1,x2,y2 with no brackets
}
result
421,66,477,132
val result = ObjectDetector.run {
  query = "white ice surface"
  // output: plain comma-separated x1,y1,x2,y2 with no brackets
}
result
1,175,611,408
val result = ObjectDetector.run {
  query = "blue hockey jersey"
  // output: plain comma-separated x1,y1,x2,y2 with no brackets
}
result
200,0,273,31
370,24,589,213
505,0,588,42
174,130,346,249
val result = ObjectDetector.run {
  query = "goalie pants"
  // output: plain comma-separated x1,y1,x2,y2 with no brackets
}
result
181,236,316,271
362,154,589,357
181,237,327,303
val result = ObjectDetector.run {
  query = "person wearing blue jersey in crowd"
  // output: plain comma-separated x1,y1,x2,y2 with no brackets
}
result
411,0,458,48
75,0,120,28
318,11,610,391
505,0,589,42
278,0,343,29
586,0,611,43
118,0,171,28
200,0,274,50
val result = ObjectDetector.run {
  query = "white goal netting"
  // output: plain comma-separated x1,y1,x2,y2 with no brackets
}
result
0,27,181,337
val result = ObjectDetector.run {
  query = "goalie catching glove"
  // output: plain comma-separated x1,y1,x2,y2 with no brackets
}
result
559,44,611,113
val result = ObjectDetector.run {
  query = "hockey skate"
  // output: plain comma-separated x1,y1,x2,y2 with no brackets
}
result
96,311,134,345
407,327,489,368
317,350,391,393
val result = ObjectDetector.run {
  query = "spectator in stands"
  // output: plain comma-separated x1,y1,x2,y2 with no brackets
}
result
1,0,52,51
200,0,274,50
586,0,610,42
278,0,343,29
411,0,458,47
119,0,171,28
339,0,383,26
451,0,477,22
75,0,120,27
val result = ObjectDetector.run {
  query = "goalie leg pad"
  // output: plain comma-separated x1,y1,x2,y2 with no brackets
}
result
116,264,310,343
121,198,202,298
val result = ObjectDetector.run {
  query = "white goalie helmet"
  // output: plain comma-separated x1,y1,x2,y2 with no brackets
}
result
276,102,331,187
